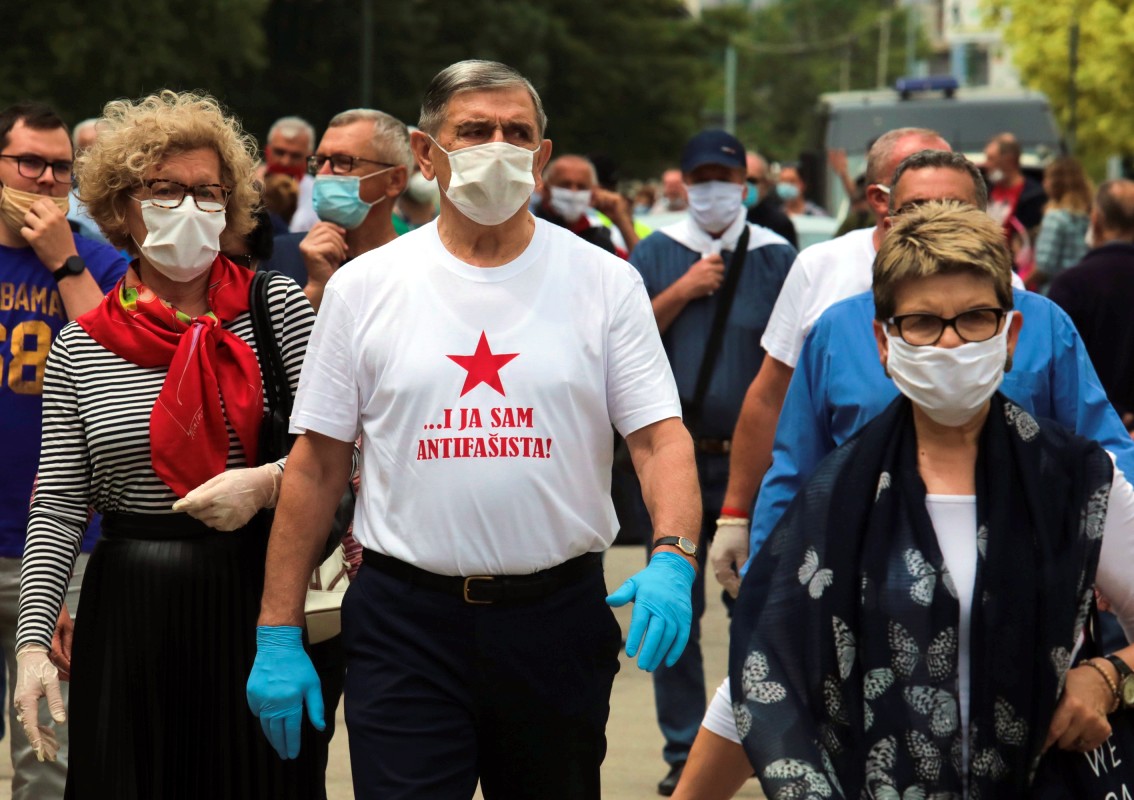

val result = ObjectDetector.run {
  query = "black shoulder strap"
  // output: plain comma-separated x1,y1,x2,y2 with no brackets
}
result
686,226,750,430
249,271,294,463
250,271,292,415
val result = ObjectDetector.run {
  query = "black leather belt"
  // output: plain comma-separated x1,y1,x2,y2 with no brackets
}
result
361,550,602,605
102,511,219,540
694,438,731,455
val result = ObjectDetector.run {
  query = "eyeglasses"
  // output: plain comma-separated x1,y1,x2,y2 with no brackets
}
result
887,308,1006,346
134,179,230,212
0,154,73,184
307,153,396,176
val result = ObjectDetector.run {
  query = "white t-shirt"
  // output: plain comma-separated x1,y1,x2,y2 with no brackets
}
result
760,227,877,368
291,218,681,576
758,225,1025,370
704,463,1134,748
288,174,318,233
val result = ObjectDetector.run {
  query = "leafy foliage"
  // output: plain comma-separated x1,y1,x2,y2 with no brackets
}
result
986,0,1134,171
701,0,919,164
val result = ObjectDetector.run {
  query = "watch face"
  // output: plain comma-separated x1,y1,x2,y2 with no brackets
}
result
1123,675,1134,708
677,537,697,556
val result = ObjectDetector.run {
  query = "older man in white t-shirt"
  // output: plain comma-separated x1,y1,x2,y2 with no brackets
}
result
246,60,701,800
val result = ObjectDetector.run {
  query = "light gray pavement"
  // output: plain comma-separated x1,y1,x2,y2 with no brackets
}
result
0,544,765,799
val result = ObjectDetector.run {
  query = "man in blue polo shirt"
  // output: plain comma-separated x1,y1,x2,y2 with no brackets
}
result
629,129,796,795
746,150,1134,562
0,102,127,798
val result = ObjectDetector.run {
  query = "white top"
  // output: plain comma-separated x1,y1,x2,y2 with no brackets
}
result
760,227,877,368
703,461,1134,752
288,174,318,233
758,224,1026,370
290,218,681,576
924,493,978,775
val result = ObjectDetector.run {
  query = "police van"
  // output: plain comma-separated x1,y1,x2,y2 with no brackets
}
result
807,77,1062,219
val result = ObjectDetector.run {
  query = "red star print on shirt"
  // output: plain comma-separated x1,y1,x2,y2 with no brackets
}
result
446,332,519,397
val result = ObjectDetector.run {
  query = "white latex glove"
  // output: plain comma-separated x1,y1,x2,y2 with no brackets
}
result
172,464,282,531
709,517,750,599
13,644,64,762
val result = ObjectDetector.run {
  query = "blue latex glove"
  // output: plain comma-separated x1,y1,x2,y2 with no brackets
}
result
246,626,325,760
605,551,696,672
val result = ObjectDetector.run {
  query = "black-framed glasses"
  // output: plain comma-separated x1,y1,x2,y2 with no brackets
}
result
887,307,1006,346
0,154,73,184
134,179,230,212
306,153,396,176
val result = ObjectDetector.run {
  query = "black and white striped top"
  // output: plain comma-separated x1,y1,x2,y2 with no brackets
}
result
18,273,314,649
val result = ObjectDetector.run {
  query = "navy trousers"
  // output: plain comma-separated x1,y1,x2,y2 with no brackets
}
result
341,558,622,800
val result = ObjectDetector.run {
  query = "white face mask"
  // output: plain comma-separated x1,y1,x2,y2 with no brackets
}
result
885,312,1013,427
548,186,591,223
687,181,744,233
134,200,226,282
987,168,1005,185
1085,225,1096,250
431,136,538,226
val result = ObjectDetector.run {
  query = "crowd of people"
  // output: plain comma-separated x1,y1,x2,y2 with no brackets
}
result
1,55,1133,800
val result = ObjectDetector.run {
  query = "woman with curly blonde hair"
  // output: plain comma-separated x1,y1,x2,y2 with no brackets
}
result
12,90,324,798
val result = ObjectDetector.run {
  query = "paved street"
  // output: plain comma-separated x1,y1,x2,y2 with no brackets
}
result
0,544,765,799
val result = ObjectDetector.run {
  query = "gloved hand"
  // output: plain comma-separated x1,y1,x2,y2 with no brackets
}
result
13,644,65,762
172,463,282,531
246,626,325,760
709,517,750,599
606,551,696,672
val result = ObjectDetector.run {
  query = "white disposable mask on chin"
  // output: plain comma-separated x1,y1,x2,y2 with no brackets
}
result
548,186,592,223
885,312,1014,427
687,181,744,233
431,136,538,226
134,200,226,282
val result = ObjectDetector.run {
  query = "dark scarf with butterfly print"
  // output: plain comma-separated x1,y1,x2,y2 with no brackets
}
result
730,393,1112,800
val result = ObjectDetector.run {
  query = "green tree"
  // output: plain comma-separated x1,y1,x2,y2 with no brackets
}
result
701,0,919,164
235,0,714,179
0,0,268,127
985,0,1134,172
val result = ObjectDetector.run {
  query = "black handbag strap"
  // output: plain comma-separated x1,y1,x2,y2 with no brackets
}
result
686,225,750,430
250,270,293,417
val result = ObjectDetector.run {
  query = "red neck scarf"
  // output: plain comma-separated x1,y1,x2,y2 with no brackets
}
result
78,256,262,497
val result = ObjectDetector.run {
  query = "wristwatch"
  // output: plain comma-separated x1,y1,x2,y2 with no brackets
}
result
1104,654,1134,710
651,536,699,558
53,255,86,283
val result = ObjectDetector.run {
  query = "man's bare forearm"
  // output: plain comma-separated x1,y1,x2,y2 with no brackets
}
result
258,431,354,627
651,282,692,335
721,356,794,514
628,417,700,547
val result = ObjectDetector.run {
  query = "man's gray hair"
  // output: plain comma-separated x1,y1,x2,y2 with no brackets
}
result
865,127,944,185
543,155,597,186
418,60,548,139
72,118,99,151
267,116,316,150
889,150,989,214
328,109,413,170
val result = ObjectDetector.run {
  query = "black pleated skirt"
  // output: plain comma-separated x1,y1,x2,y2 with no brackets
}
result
64,512,327,800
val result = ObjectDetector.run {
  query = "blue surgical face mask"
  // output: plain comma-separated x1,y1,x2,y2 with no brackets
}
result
776,182,800,201
743,179,760,208
312,168,392,229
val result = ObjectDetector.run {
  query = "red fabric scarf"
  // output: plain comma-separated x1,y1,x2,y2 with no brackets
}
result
78,256,262,497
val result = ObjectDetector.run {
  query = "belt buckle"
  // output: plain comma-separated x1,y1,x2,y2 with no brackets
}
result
463,575,495,604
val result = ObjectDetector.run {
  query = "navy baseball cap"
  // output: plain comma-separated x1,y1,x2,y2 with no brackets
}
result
680,130,746,173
